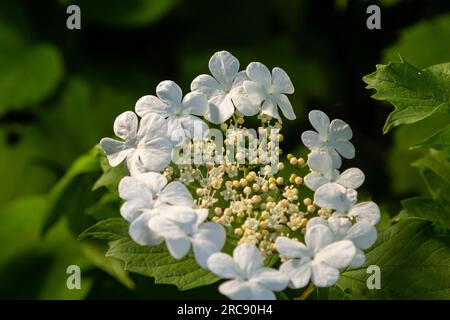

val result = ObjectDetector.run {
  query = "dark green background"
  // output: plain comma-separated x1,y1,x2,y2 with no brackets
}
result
0,0,449,299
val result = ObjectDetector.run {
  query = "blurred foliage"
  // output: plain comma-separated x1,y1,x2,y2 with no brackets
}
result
0,0,449,299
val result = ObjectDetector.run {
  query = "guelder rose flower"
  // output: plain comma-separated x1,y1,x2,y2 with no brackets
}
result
191,51,259,124
100,112,172,174
305,166,365,191
135,80,209,142
149,208,226,268
207,243,288,300
314,183,381,225
276,224,356,288
243,62,295,122
307,216,377,268
118,172,196,246
301,110,354,168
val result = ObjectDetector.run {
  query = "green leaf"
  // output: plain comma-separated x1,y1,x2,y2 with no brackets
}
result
330,218,450,299
65,0,179,27
412,149,450,201
79,218,129,241
93,152,127,193
363,60,450,133
413,124,450,157
82,217,220,291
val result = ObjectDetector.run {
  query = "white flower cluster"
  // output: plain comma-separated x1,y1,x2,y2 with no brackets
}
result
99,51,379,300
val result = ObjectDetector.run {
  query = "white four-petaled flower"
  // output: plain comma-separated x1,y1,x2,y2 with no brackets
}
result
243,62,296,122
191,51,259,124
307,216,377,267
276,223,356,288
100,112,173,174
302,110,354,168
135,80,209,143
207,243,288,300
314,183,381,226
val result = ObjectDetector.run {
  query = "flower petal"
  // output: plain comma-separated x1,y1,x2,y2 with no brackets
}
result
182,92,208,116
314,182,354,213
330,119,352,140
279,258,312,289
231,85,260,116
273,93,296,120
305,224,334,253
250,267,288,291
135,95,169,117
301,131,322,150
327,214,352,239
191,74,222,97
304,172,329,191
138,137,173,172
134,172,168,194
165,237,192,260
348,201,380,225
307,149,335,174
138,113,169,142
349,248,365,268
272,67,294,94
243,80,266,105
233,243,263,278
248,282,276,300
193,222,226,268
207,253,243,279
334,140,355,159
159,181,194,207
100,138,131,167
308,110,330,139
315,240,356,269
147,215,186,239
156,80,182,105
180,115,209,139
129,212,163,246
119,175,151,201
337,168,365,189
113,111,138,141
120,199,149,222
209,51,239,85
205,93,235,124
261,98,280,121
246,62,272,89
310,261,340,287
275,237,311,259
345,221,377,249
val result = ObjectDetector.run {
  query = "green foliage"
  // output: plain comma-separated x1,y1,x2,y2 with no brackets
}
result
363,61,450,134
413,124,450,157
81,218,220,291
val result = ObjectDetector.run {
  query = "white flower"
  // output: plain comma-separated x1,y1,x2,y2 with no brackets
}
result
305,166,365,191
243,62,295,122
100,112,172,173
314,183,381,225
191,51,259,124
118,172,195,246
207,243,288,300
149,208,226,269
276,224,356,288
307,216,377,268
135,80,209,142
301,110,354,168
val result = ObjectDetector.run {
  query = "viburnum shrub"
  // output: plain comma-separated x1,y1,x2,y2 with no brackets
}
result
97,51,380,300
